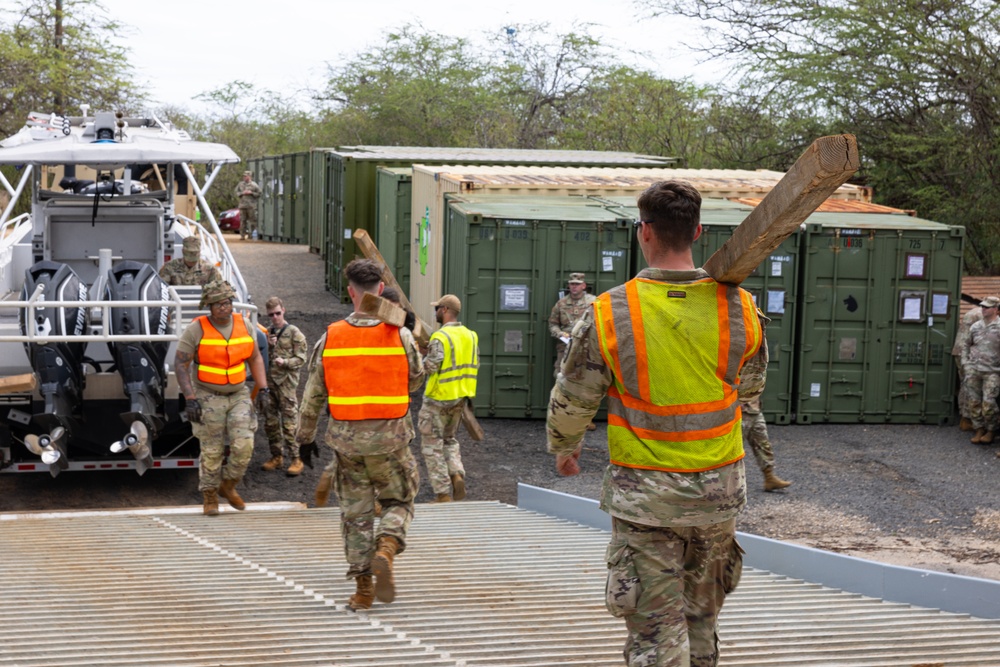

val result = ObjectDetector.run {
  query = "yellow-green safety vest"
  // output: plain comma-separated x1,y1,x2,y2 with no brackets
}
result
424,324,479,401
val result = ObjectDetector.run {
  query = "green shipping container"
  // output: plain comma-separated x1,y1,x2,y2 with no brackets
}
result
603,197,801,424
795,215,963,424
443,195,633,418
322,146,675,300
375,167,413,296
307,148,335,256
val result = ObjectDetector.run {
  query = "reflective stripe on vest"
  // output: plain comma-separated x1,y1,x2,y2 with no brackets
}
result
196,314,255,385
322,321,409,420
424,325,479,401
594,277,762,472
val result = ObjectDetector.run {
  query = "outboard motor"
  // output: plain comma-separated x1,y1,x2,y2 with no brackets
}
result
104,261,171,475
18,261,89,475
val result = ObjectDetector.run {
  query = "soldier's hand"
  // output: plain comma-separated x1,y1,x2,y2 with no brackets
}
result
300,441,318,469
185,398,203,424
254,387,274,413
555,447,581,477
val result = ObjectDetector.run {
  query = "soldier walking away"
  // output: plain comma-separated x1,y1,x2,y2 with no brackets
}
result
295,259,425,611
740,396,792,491
549,272,598,430
234,170,261,240
952,303,984,431
547,181,768,666
158,235,221,286
417,294,479,502
963,296,1000,445
173,280,272,516
260,296,308,476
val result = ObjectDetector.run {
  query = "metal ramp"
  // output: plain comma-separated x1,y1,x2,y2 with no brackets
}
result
1,502,999,666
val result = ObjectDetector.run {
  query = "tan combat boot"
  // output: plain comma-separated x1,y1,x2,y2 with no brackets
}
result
286,458,305,476
972,429,986,444
450,472,466,501
372,536,401,603
203,489,220,516
315,471,334,507
348,575,375,611
261,455,283,471
981,431,995,444
763,468,792,492
218,478,246,510
434,493,452,503
960,417,974,432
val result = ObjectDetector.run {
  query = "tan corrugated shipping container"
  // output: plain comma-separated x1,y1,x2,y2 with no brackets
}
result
408,165,870,324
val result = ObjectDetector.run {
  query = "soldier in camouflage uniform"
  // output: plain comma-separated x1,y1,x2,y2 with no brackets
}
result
158,235,221,286
740,393,792,492
296,259,425,611
259,296,309,476
952,305,983,431
549,272,597,380
417,294,479,502
963,296,1000,445
234,170,261,240
174,280,272,515
547,181,768,667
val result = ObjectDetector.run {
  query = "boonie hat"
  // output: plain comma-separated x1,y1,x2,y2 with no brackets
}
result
981,296,1000,308
200,279,236,308
182,235,200,261
431,294,461,314
568,272,586,284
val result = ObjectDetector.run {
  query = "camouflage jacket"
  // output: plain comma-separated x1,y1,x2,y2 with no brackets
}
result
953,307,983,361
296,314,424,456
548,293,597,346
546,267,768,528
158,258,221,287
235,180,261,208
964,316,1000,374
267,322,308,388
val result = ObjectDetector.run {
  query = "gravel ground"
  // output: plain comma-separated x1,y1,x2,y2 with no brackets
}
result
3,237,999,582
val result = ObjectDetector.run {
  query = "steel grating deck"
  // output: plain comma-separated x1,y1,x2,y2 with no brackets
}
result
1,501,999,666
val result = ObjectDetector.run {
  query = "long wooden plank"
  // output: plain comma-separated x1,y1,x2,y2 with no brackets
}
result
352,229,483,441
703,134,860,284
0,373,36,395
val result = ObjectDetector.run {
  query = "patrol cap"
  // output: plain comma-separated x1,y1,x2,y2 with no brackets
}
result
981,296,1000,308
182,235,200,261
431,294,461,314
567,272,586,284
243,170,252,177
199,279,236,308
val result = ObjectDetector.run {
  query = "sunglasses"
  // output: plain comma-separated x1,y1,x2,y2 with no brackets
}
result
633,218,650,229
267,311,283,317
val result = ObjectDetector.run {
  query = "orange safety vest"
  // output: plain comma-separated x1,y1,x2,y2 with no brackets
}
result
195,314,256,385
594,276,762,473
321,321,409,421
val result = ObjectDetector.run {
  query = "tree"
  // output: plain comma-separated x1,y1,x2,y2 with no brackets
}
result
0,0,146,137
639,0,1000,272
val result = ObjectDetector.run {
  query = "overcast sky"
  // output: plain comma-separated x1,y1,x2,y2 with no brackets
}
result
100,0,729,111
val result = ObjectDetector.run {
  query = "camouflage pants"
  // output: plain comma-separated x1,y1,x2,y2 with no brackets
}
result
192,387,255,492
741,411,775,472
333,445,419,579
264,381,299,459
553,342,568,381
955,358,971,419
963,370,1000,431
239,206,257,238
417,401,464,495
607,517,743,667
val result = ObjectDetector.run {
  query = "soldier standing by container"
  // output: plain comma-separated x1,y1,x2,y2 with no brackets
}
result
952,304,984,432
295,259,424,611
174,280,272,515
158,235,221,286
964,296,1000,445
740,395,792,492
260,296,308,476
234,170,261,240
547,181,767,667
549,272,598,431
417,294,479,502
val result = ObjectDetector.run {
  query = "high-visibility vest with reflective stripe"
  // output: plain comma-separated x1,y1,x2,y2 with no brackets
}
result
594,277,762,472
322,321,409,420
424,325,479,401
196,314,256,385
